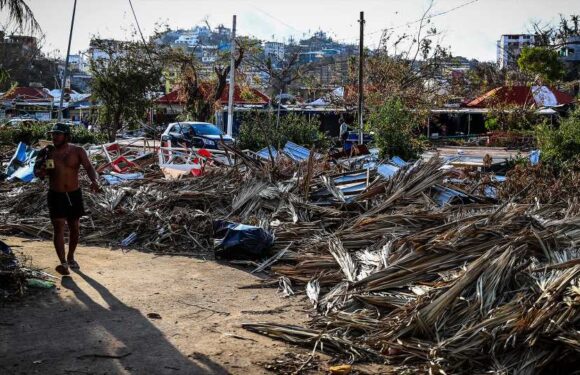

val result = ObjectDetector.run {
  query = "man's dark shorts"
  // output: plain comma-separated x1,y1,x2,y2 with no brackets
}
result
47,189,85,220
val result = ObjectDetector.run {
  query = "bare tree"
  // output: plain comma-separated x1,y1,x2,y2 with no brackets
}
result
163,39,246,122
348,1,451,111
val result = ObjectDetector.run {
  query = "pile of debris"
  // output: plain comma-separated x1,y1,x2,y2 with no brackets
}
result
0,239,56,300
241,159,580,374
0,138,578,372
498,160,580,205
0,169,249,252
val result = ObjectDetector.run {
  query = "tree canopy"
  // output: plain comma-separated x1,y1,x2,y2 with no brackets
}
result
0,0,40,32
90,39,162,141
517,46,565,82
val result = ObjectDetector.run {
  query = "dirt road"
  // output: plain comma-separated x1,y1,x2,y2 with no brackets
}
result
0,236,308,375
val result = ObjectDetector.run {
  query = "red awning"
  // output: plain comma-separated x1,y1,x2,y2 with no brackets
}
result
1,87,53,102
466,86,574,108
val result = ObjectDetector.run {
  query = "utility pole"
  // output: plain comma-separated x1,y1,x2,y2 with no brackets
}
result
276,89,282,149
58,0,78,121
358,11,365,144
226,15,237,136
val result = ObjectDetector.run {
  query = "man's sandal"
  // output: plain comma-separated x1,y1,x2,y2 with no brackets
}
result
55,263,70,276
68,260,80,270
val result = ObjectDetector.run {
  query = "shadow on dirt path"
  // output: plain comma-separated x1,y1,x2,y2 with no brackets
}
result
0,237,308,375
1,270,227,375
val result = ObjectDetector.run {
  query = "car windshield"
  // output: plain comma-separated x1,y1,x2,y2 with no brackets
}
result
190,123,222,136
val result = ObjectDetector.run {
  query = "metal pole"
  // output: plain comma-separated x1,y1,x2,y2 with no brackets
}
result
226,15,237,136
467,113,471,135
58,0,78,121
276,90,282,149
358,11,365,144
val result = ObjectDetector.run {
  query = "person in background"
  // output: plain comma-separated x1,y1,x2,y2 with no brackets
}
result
339,117,350,149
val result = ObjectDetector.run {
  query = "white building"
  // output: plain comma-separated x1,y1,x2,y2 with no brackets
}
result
174,33,199,47
67,53,89,73
200,46,218,63
264,41,285,61
560,35,580,62
497,34,535,69
88,39,125,62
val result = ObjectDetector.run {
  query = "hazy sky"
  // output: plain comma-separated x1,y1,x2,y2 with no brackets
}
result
5,0,580,61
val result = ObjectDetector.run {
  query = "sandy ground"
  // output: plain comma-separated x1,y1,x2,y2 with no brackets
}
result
0,236,310,375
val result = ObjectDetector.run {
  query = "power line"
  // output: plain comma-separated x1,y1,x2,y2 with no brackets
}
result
250,4,307,36
127,0,181,129
365,0,481,38
128,0,149,48
331,0,480,46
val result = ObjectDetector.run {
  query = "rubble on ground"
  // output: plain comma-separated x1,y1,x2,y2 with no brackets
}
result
0,138,578,373
0,239,56,300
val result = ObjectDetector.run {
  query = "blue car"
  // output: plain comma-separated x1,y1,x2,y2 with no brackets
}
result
160,121,235,150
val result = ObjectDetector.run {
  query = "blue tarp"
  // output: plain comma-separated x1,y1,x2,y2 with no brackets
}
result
344,132,373,152
390,156,407,168
5,142,38,182
529,150,541,166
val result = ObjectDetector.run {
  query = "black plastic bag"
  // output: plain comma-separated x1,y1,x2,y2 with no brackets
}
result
213,220,274,260
0,240,18,270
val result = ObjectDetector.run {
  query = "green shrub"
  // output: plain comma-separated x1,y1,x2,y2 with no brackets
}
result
366,97,424,160
485,116,500,131
484,107,542,132
71,126,107,145
0,122,106,146
536,108,580,167
237,111,328,151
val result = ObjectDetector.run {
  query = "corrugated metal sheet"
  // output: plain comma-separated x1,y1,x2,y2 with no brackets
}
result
339,182,368,195
334,171,367,184
432,185,470,207
377,163,400,178
257,142,320,162
256,146,278,160
283,141,315,162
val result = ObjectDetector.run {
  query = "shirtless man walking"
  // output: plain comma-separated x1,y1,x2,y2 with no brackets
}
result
34,123,100,276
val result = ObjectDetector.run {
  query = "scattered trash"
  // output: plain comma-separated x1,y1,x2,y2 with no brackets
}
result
213,220,274,260
120,232,138,247
102,172,144,185
529,149,541,165
1,138,578,373
4,142,38,182
158,147,205,179
329,364,352,375
1,240,54,299
26,278,55,289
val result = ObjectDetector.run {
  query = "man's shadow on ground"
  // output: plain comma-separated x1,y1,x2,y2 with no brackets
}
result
59,271,228,375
